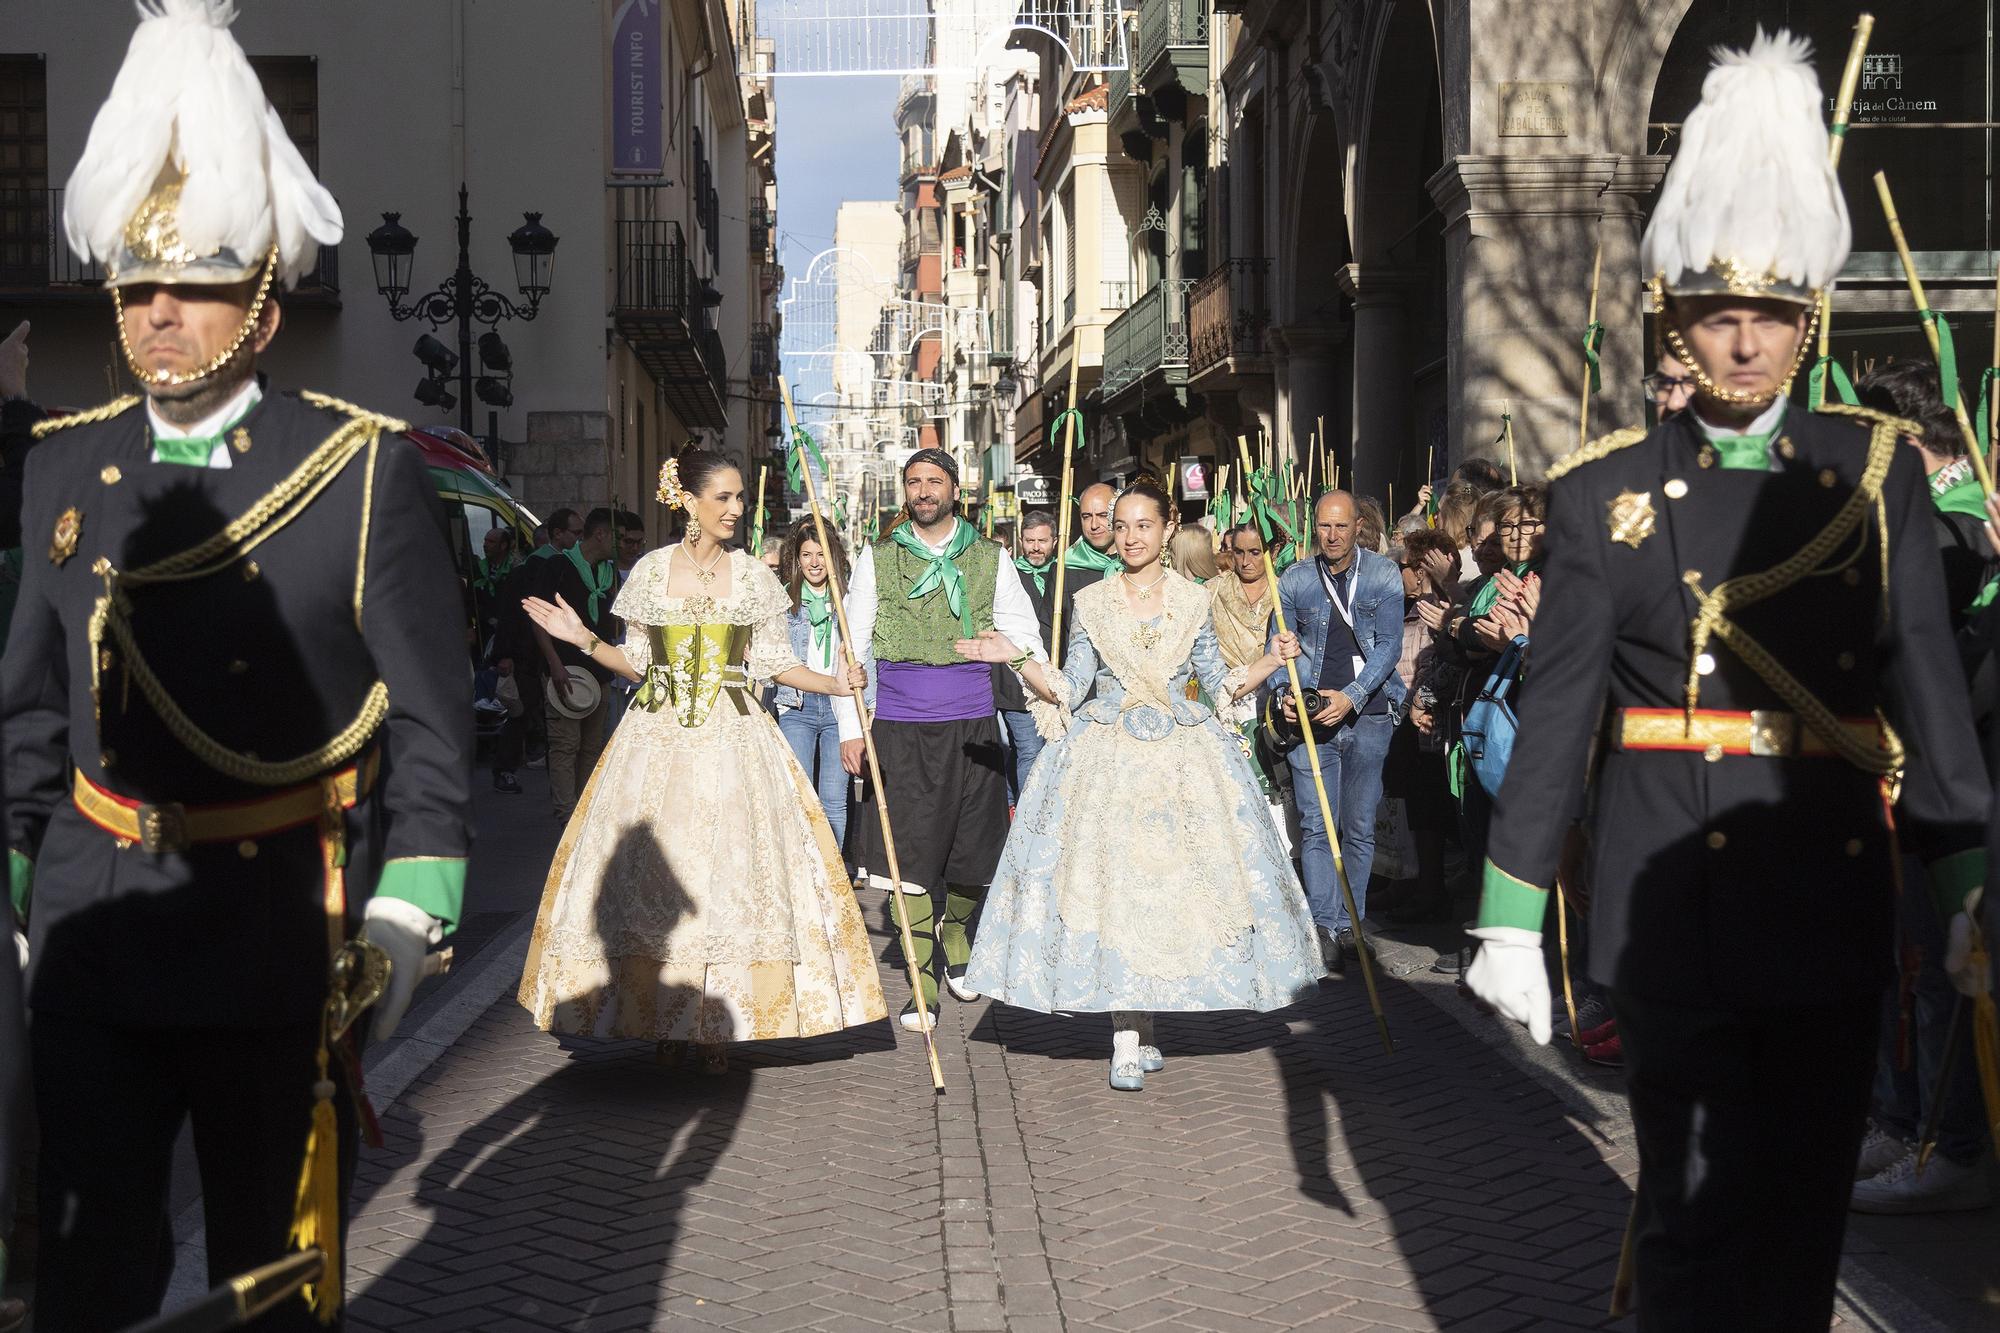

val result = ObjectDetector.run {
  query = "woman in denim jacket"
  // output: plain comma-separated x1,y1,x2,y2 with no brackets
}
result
775,523,852,846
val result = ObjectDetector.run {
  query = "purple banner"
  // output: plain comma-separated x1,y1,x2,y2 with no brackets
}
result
611,0,662,175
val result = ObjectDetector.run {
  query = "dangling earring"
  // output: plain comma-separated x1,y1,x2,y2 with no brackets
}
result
684,508,702,542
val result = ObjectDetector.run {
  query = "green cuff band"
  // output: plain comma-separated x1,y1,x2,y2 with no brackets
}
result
1476,859,1550,932
9,851,31,922
376,857,466,934
1926,848,1984,918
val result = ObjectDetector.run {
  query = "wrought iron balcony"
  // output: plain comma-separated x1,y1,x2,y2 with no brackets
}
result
613,220,727,429
1100,278,1191,405
1136,0,1207,103
1188,258,1269,379
750,322,777,384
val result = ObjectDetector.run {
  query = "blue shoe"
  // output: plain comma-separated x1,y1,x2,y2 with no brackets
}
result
1139,1045,1164,1073
1109,1057,1146,1091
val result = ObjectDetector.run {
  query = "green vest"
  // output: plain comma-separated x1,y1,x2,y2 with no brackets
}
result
871,532,1001,665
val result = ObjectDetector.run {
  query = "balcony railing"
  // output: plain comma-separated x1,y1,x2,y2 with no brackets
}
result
613,220,728,429
750,203,772,259
1136,0,1208,97
1101,279,1136,311
1188,258,1269,377
1101,278,1191,400
0,186,337,298
750,322,776,383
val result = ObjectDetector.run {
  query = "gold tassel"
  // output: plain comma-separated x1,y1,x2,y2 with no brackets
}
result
288,1043,342,1323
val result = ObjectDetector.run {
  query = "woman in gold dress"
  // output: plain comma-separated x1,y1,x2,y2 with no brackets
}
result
518,449,885,1072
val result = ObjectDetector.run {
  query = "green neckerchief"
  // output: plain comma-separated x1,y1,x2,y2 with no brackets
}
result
530,543,559,560
889,519,980,634
475,555,517,595
1708,430,1776,471
1930,458,1986,521
563,545,615,622
801,584,835,659
1063,537,1121,574
1014,554,1050,596
1466,559,1542,618
150,397,258,467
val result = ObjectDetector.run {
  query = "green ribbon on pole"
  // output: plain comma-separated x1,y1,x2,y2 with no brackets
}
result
1492,413,1511,447
1807,355,1860,412
864,513,880,542
1244,465,1302,570
1921,308,1963,417
1975,367,2000,455
1582,321,1606,394
786,424,827,494
834,492,849,529
1048,408,1086,457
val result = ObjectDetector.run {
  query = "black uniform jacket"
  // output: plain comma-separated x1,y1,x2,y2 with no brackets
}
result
3,390,473,1028
1486,405,1988,1008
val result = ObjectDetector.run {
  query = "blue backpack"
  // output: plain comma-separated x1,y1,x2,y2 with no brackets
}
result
1461,635,1528,797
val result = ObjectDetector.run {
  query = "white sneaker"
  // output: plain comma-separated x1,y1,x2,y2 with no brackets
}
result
944,969,980,1002
898,1002,936,1033
1851,1147,1993,1214
1854,1123,1911,1181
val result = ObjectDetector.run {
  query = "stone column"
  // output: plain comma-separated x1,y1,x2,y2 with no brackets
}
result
1337,265,1422,501
1427,154,1663,477
1268,323,1349,478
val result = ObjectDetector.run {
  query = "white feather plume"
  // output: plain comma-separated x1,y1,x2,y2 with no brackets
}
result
1641,28,1850,292
63,0,342,287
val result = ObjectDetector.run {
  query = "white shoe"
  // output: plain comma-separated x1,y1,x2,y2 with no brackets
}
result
944,968,980,1002
1854,1123,1911,1181
1851,1147,1992,1214
898,1002,936,1033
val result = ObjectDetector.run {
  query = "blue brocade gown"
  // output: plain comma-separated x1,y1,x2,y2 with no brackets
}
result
965,571,1325,1013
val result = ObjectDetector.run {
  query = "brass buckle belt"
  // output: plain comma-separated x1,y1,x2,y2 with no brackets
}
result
1615,708,1882,760
72,751,380,855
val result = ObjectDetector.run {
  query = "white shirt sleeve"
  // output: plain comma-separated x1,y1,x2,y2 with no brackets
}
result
992,557,1047,662
833,550,877,742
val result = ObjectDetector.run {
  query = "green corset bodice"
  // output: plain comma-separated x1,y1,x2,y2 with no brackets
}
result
633,622,753,727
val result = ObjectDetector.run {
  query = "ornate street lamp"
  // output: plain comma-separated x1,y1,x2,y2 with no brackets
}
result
365,183,559,433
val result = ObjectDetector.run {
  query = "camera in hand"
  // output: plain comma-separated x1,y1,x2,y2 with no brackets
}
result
1298,689,1328,716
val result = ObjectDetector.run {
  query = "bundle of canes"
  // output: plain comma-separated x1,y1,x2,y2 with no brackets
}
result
1809,13,1872,410
1235,434,1393,1055
779,379,946,1093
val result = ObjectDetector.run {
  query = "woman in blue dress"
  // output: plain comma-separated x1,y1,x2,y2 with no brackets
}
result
954,481,1324,1090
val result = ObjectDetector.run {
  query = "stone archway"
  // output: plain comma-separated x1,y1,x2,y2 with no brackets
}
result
1273,106,1354,478
1347,0,1447,500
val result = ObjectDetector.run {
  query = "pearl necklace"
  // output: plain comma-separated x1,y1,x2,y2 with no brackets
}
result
683,542,727,586
1126,569,1168,600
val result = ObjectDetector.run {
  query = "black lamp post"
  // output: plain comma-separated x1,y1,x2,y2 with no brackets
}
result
365,183,558,434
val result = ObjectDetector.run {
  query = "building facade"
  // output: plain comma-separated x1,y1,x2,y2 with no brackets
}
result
0,0,783,543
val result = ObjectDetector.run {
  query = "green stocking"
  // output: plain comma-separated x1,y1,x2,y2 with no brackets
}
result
898,888,938,1007
941,885,982,969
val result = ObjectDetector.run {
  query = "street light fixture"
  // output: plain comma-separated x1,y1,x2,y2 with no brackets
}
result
364,182,559,434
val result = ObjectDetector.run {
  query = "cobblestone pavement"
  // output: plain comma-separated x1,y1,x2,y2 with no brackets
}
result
344,887,1652,1332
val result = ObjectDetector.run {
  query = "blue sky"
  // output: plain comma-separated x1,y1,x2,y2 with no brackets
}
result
773,74,898,361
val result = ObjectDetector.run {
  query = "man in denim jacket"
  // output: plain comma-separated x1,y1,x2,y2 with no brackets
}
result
1276,490,1407,969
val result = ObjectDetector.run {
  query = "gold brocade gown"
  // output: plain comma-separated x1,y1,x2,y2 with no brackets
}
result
518,548,887,1042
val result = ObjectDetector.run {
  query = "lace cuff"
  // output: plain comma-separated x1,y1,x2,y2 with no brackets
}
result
1217,665,1255,726
1026,690,1071,741
621,624,653,675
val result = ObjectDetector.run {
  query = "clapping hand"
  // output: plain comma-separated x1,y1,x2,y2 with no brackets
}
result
522,593,590,648
1415,597,1449,633
1421,548,1457,591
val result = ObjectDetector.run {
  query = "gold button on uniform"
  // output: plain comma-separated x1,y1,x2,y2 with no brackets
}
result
1703,743,1724,763
1844,838,1864,857
1664,478,1689,500
1818,468,1838,488
237,840,259,859
1696,653,1716,676
1706,831,1728,850
242,560,260,581
230,426,252,454
1698,448,1717,469
1776,436,1796,460
99,465,121,485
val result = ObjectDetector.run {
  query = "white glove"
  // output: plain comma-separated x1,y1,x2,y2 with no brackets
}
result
1942,891,1991,999
361,896,443,1041
1465,925,1553,1046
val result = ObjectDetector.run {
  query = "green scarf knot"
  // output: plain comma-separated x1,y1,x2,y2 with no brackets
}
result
564,545,615,622
801,585,835,659
1063,536,1121,574
1708,432,1775,472
1014,555,1050,596
890,520,979,635
474,555,517,595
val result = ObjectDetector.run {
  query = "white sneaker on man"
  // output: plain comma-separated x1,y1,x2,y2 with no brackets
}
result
1850,1147,1993,1214
944,968,980,1002
1854,1123,1911,1181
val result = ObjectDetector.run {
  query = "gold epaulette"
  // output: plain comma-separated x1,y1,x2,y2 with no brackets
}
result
1815,400,1920,441
300,390,410,436
30,395,141,441
1546,426,1648,482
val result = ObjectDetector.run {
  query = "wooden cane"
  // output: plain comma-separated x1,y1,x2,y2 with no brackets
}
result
1317,415,1329,499
1875,172,1996,496
752,463,768,553
779,380,945,1093
1555,878,1581,1053
1579,242,1603,452
1814,15,1874,396
1237,434,1393,1055
1503,402,1517,487
1990,259,1999,481
1048,355,1083,669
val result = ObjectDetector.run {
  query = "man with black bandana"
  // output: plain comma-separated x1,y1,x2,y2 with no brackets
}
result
837,448,1047,1029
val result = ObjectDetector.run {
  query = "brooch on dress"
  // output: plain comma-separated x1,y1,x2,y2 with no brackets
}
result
1606,491,1656,549
50,507,82,566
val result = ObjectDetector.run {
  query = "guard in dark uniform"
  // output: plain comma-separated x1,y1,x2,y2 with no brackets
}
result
1463,31,1990,1331
5,4,472,1329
